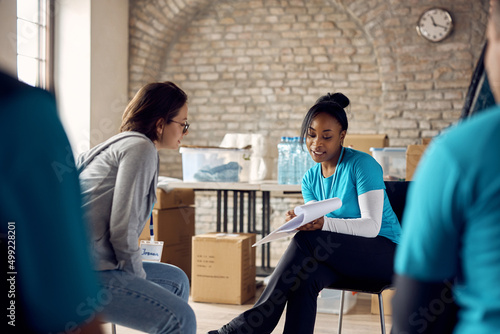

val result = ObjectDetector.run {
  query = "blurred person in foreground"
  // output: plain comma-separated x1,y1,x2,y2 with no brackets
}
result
392,1,500,333
0,70,103,333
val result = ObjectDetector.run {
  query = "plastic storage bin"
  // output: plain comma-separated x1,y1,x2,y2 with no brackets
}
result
179,146,251,182
317,289,357,314
370,147,407,180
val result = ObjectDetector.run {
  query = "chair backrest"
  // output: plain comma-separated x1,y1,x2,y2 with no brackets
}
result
384,181,410,224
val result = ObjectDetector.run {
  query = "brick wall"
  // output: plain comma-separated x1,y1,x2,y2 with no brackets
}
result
129,0,489,265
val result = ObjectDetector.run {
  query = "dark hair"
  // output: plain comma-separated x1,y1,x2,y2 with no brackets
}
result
119,81,187,142
299,92,349,145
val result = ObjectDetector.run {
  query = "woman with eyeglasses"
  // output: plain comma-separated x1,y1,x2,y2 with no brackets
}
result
76,81,195,334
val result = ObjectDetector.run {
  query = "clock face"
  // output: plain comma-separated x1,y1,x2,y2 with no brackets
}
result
417,8,453,42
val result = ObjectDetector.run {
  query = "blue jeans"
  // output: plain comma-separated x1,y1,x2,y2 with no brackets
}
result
97,262,196,334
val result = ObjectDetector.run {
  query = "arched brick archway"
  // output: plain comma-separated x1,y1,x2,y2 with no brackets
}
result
129,0,383,142
128,0,214,96
129,0,489,164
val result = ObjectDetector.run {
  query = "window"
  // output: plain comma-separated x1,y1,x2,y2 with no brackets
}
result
16,0,54,91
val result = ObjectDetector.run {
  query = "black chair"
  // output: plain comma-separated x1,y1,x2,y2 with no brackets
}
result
326,181,410,334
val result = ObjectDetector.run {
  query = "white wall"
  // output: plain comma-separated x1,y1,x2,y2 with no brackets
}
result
0,0,18,76
90,0,129,149
54,0,91,154
55,0,128,155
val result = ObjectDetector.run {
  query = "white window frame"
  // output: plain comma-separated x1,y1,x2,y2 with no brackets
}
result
16,0,54,92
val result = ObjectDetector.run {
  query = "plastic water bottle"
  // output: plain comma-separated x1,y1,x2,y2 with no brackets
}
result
287,137,295,184
277,137,288,184
285,137,294,184
292,137,303,184
304,141,315,172
300,138,315,178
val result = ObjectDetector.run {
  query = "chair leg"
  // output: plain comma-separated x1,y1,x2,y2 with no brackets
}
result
111,323,117,334
337,290,345,334
377,293,386,334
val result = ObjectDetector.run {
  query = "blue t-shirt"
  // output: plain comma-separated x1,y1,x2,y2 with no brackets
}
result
0,73,99,332
302,147,401,244
394,106,500,333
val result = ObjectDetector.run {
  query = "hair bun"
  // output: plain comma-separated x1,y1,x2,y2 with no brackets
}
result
318,92,350,108
329,92,350,108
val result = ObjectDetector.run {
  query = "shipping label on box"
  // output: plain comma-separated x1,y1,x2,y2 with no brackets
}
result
154,188,195,210
191,233,256,305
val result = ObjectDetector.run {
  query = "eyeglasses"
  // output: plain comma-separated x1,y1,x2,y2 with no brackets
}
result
170,120,190,134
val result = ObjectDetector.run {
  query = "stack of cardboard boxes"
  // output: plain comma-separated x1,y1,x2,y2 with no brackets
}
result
139,188,195,280
139,187,257,305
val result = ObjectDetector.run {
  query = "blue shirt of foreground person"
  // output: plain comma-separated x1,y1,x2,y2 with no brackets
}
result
0,71,103,333
392,1,500,332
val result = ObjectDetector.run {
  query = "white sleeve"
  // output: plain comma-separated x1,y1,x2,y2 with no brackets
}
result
321,189,384,238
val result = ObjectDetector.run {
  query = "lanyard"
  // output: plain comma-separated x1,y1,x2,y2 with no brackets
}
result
320,146,344,200
149,205,155,241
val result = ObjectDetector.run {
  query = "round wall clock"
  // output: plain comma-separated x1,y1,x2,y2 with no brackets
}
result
416,8,454,42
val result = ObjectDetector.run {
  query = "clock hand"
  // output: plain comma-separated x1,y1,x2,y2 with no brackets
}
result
430,16,448,29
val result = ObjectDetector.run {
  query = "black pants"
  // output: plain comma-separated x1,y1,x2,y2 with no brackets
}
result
227,230,397,334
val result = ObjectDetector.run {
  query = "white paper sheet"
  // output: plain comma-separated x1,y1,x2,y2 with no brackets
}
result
253,197,342,246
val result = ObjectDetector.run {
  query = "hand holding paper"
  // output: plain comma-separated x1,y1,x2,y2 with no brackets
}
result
253,197,342,246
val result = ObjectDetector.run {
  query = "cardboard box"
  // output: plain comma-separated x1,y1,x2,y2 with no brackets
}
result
162,243,192,280
140,208,195,245
154,188,194,210
139,207,195,279
191,233,256,305
406,144,428,181
344,134,388,155
371,289,395,315
422,137,432,145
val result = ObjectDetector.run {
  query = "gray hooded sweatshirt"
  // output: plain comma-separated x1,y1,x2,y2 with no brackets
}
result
77,131,158,279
